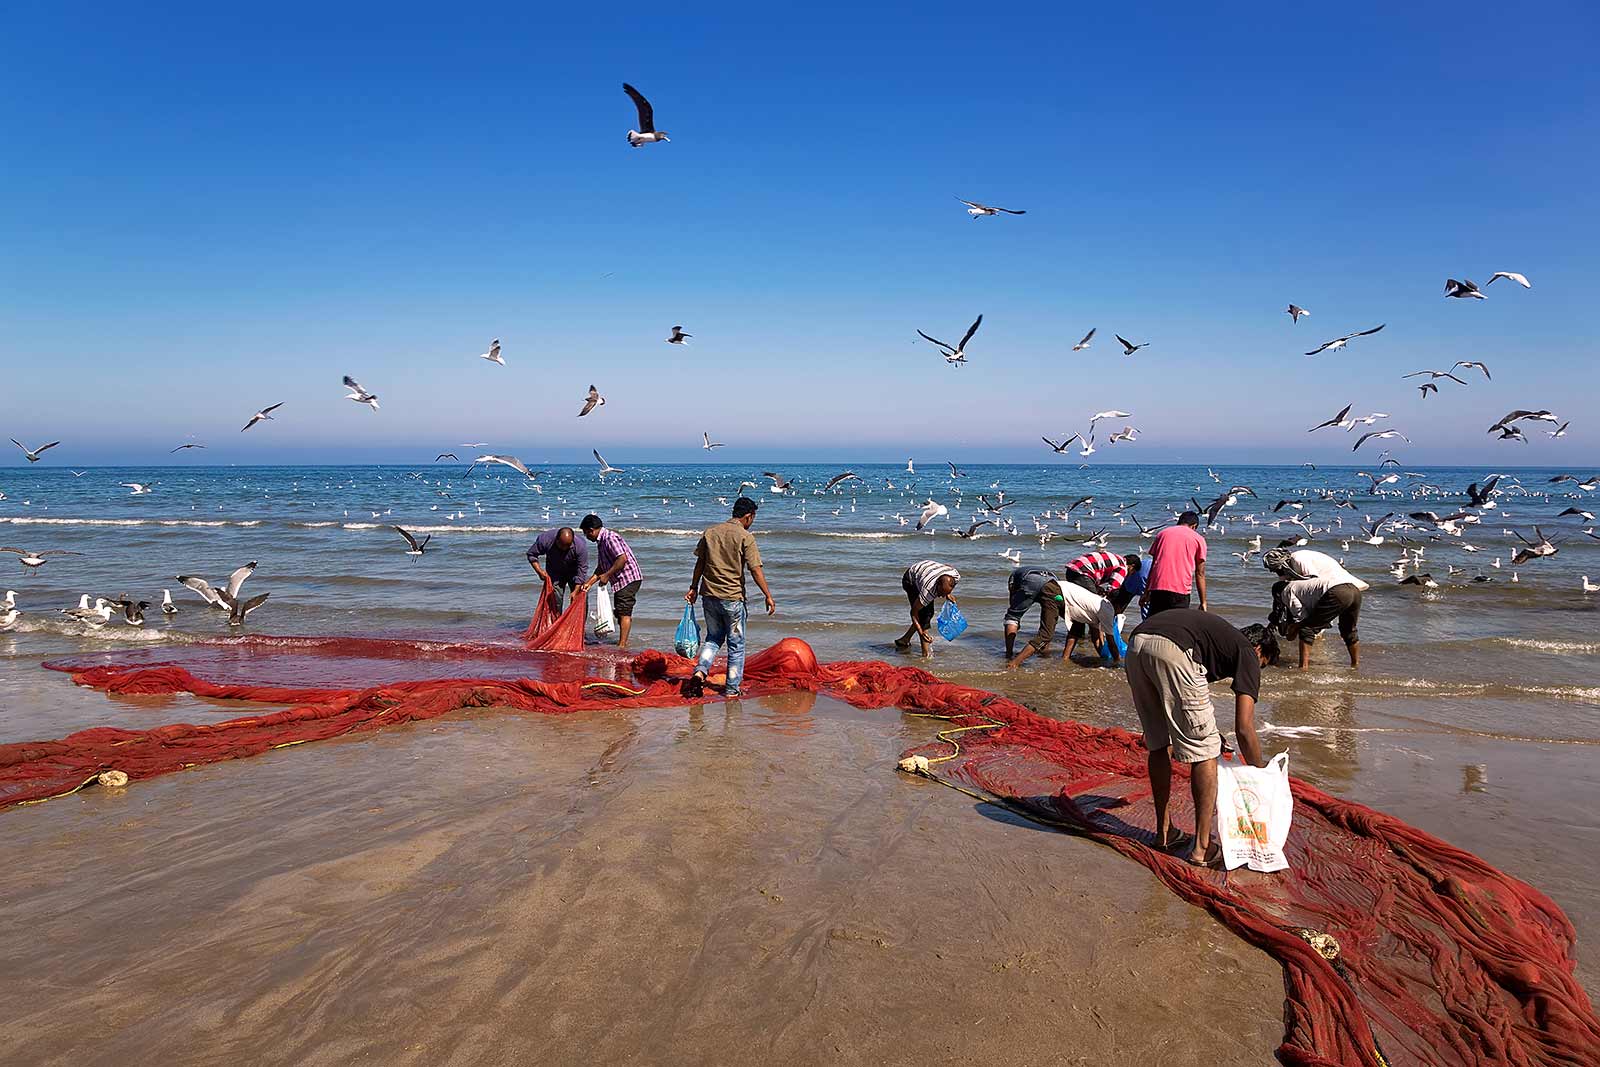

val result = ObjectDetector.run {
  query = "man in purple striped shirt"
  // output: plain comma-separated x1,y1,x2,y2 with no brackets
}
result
578,515,644,649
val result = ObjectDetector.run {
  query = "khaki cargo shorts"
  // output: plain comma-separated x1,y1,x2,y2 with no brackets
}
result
1125,632,1221,763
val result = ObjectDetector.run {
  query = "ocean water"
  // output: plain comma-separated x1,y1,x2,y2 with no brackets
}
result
2,461,1598,978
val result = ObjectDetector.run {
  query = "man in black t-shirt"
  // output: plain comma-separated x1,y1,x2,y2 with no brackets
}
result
1124,609,1280,867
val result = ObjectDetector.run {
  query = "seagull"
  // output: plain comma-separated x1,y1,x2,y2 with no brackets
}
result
1088,410,1132,432
1305,324,1385,357
954,520,993,539
1078,436,1097,457
1358,513,1396,546
916,500,949,531
1308,404,1355,432
1510,527,1558,565
1546,422,1570,439
1488,409,1559,433
109,596,152,626
0,591,17,629
1583,576,1598,594
1286,304,1310,323
1042,434,1083,455
1348,412,1390,428
1418,383,1439,399
702,432,724,451
1108,426,1140,444
946,462,968,479
1487,272,1531,289
1115,334,1149,356
178,563,256,611
1,547,71,572
10,439,60,463
394,526,431,557
1403,369,1468,386
1072,328,1096,351
958,197,1025,218
60,596,114,627
822,472,859,491
578,385,606,417
479,339,504,365
999,548,1022,565
906,459,915,474
467,454,537,478
1453,360,1492,380
1444,278,1485,300
623,83,669,146
435,453,458,462
1497,426,1528,443
169,443,207,453
341,376,380,411
161,589,177,617
1558,507,1596,522
241,403,284,432
665,325,692,345
1400,573,1439,589
918,315,983,366
594,450,624,478
120,482,156,495
1353,429,1410,452
762,471,795,492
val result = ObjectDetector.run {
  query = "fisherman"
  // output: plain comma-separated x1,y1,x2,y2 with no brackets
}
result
1124,609,1279,866
1263,547,1369,670
1004,565,1120,669
577,515,644,650
896,559,960,657
527,526,589,616
1143,511,1208,615
1061,549,1142,649
684,497,776,699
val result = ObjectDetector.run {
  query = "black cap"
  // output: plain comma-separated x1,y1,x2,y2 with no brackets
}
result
732,497,759,518
579,514,603,532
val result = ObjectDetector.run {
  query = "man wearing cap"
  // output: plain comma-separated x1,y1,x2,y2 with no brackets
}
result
1263,547,1369,670
578,515,644,650
684,497,776,699
1143,511,1208,616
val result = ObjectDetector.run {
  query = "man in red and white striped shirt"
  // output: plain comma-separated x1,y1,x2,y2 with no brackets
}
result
1065,550,1140,610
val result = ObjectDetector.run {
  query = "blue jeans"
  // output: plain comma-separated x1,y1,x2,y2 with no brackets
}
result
695,595,747,695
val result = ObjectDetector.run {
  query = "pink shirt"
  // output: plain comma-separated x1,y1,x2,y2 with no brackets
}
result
1148,525,1207,594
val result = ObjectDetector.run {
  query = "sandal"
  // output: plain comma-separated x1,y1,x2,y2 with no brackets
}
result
1160,829,1195,854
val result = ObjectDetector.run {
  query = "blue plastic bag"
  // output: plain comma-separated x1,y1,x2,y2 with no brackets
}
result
674,603,702,657
935,601,968,641
1099,613,1129,659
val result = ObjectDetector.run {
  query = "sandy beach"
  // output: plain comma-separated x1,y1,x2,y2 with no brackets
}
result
0,692,1283,1065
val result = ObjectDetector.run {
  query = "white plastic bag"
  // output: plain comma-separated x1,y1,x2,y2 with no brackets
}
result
1214,751,1294,873
591,583,617,638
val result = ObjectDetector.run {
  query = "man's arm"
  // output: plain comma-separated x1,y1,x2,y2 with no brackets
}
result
1195,559,1208,612
1008,639,1039,669
750,564,776,614
686,556,706,602
528,551,548,583
1234,693,1263,767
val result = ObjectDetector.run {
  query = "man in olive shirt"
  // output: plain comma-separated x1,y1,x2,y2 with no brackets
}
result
684,497,776,699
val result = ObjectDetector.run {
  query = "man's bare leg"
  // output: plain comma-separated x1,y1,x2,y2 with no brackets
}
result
616,615,633,650
1347,640,1360,669
1187,757,1219,864
894,623,917,651
1298,636,1314,670
1148,748,1175,847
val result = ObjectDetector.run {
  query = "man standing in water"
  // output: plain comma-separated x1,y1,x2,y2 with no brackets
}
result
527,527,589,616
578,515,644,650
1263,547,1368,670
685,497,776,699
896,559,960,657
1123,609,1278,866
1143,511,1208,615
1003,566,1120,669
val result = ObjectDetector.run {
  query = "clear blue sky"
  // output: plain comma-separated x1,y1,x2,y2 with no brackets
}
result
2,2,1596,467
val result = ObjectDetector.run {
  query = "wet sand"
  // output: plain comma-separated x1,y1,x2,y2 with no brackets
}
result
0,693,1281,1066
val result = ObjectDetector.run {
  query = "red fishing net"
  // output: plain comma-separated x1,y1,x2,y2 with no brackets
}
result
3,623,1596,1067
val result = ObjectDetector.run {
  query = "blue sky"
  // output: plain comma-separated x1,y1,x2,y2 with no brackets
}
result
2,2,1596,467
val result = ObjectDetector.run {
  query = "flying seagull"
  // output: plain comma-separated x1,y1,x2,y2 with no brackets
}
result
170,442,207,453
177,561,266,624
918,315,983,366
1108,426,1140,444
435,453,458,462
762,471,795,492
10,439,59,463
1115,334,1149,356
594,450,624,478
822,471,859,491
1417,383,1439,399
1042,434,1083,455
1305,324,1385,357
623,83,669,147
467,454,537,478
120,482,156,495
702,432,724,451
1444,278,1485,300
947,462,968,479
1453,360,1491,380
1487,272,1531,288
1488,409,1559,434
1546,421,1570,438
393,526,431,557
1286,304,1310,323
1353,429,1410,452
1072,328,1096,351
241,403,284,432
2,547,75,571
915,500,948,531
343,376,380,411
665,326,693,346
1088,410,1132,432
958,197,1025,218
1403,369,1468,386
1308,404,1354,432
578,385,606,417
954,519,993,539
479,339,504,365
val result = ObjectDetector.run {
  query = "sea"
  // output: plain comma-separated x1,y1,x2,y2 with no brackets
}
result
2,461,1597,983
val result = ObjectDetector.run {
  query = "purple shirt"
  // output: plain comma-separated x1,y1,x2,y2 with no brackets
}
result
527,529,588,583
594,528,643,588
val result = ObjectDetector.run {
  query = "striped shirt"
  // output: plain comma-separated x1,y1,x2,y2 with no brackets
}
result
594,528,643,588
905,560,960,607
1066,551,1131,591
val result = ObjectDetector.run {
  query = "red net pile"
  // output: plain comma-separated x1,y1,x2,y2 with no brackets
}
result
3,620,1595,1066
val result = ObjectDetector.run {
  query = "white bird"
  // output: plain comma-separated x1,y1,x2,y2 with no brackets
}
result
1072,328,1096,351
241,403,284,432
1453,360,1492,380
1078,436,1098,457
1108,426,1140,444
763,471,795,492
1286,304,1309,323
479,339,504,365
623,83,669,147
1546,421,1570,439
0,590,17,628
1353,429,1410,452
1444,278,1485,300
916,500,948,531
1347,412,1391,428
1115,334,1149,356
999,548,1022,565
466,454,538,479
60,596,114,627
1088,410,1132,432
10,438,60,463
594,450,624,478
120,482,156,495
1,547,68,571
578,385,606,417
906,459,915,474
161,589,177,617
946,462,967,479
702,432,724,450
342,376,380,411
1305,324,1385,357
1041,433,1083,455
1308,404,1355,432
1487,272,1531,289
1582,576,1597,594
918,315,983,366
958,197,1025,219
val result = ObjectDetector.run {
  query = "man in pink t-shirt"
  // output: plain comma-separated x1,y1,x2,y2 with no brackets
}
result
1143,511,1208,616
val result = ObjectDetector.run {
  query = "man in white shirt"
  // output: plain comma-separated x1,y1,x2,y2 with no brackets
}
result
1263,548,1369,670
1004,566,1120,670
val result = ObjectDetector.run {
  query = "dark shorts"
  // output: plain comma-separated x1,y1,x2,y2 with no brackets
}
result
611,579,641,618
1146,590,1191,616
902,571,935,627
1303,584,1361,645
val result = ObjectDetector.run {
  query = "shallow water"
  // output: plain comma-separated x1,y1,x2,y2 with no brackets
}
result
2,461,1597,990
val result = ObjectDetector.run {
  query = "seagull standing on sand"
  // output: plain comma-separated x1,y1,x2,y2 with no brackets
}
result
1072,328,1096,351
958,197,1025,218
578,385,606,417
479,339,504,365
1286,304,1309,323
1305,324,1385,357
623,83,670,146
918,315,983,366
1115,334,1149,356
342,376,380,411
10,439,59,463
241,403,284,432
